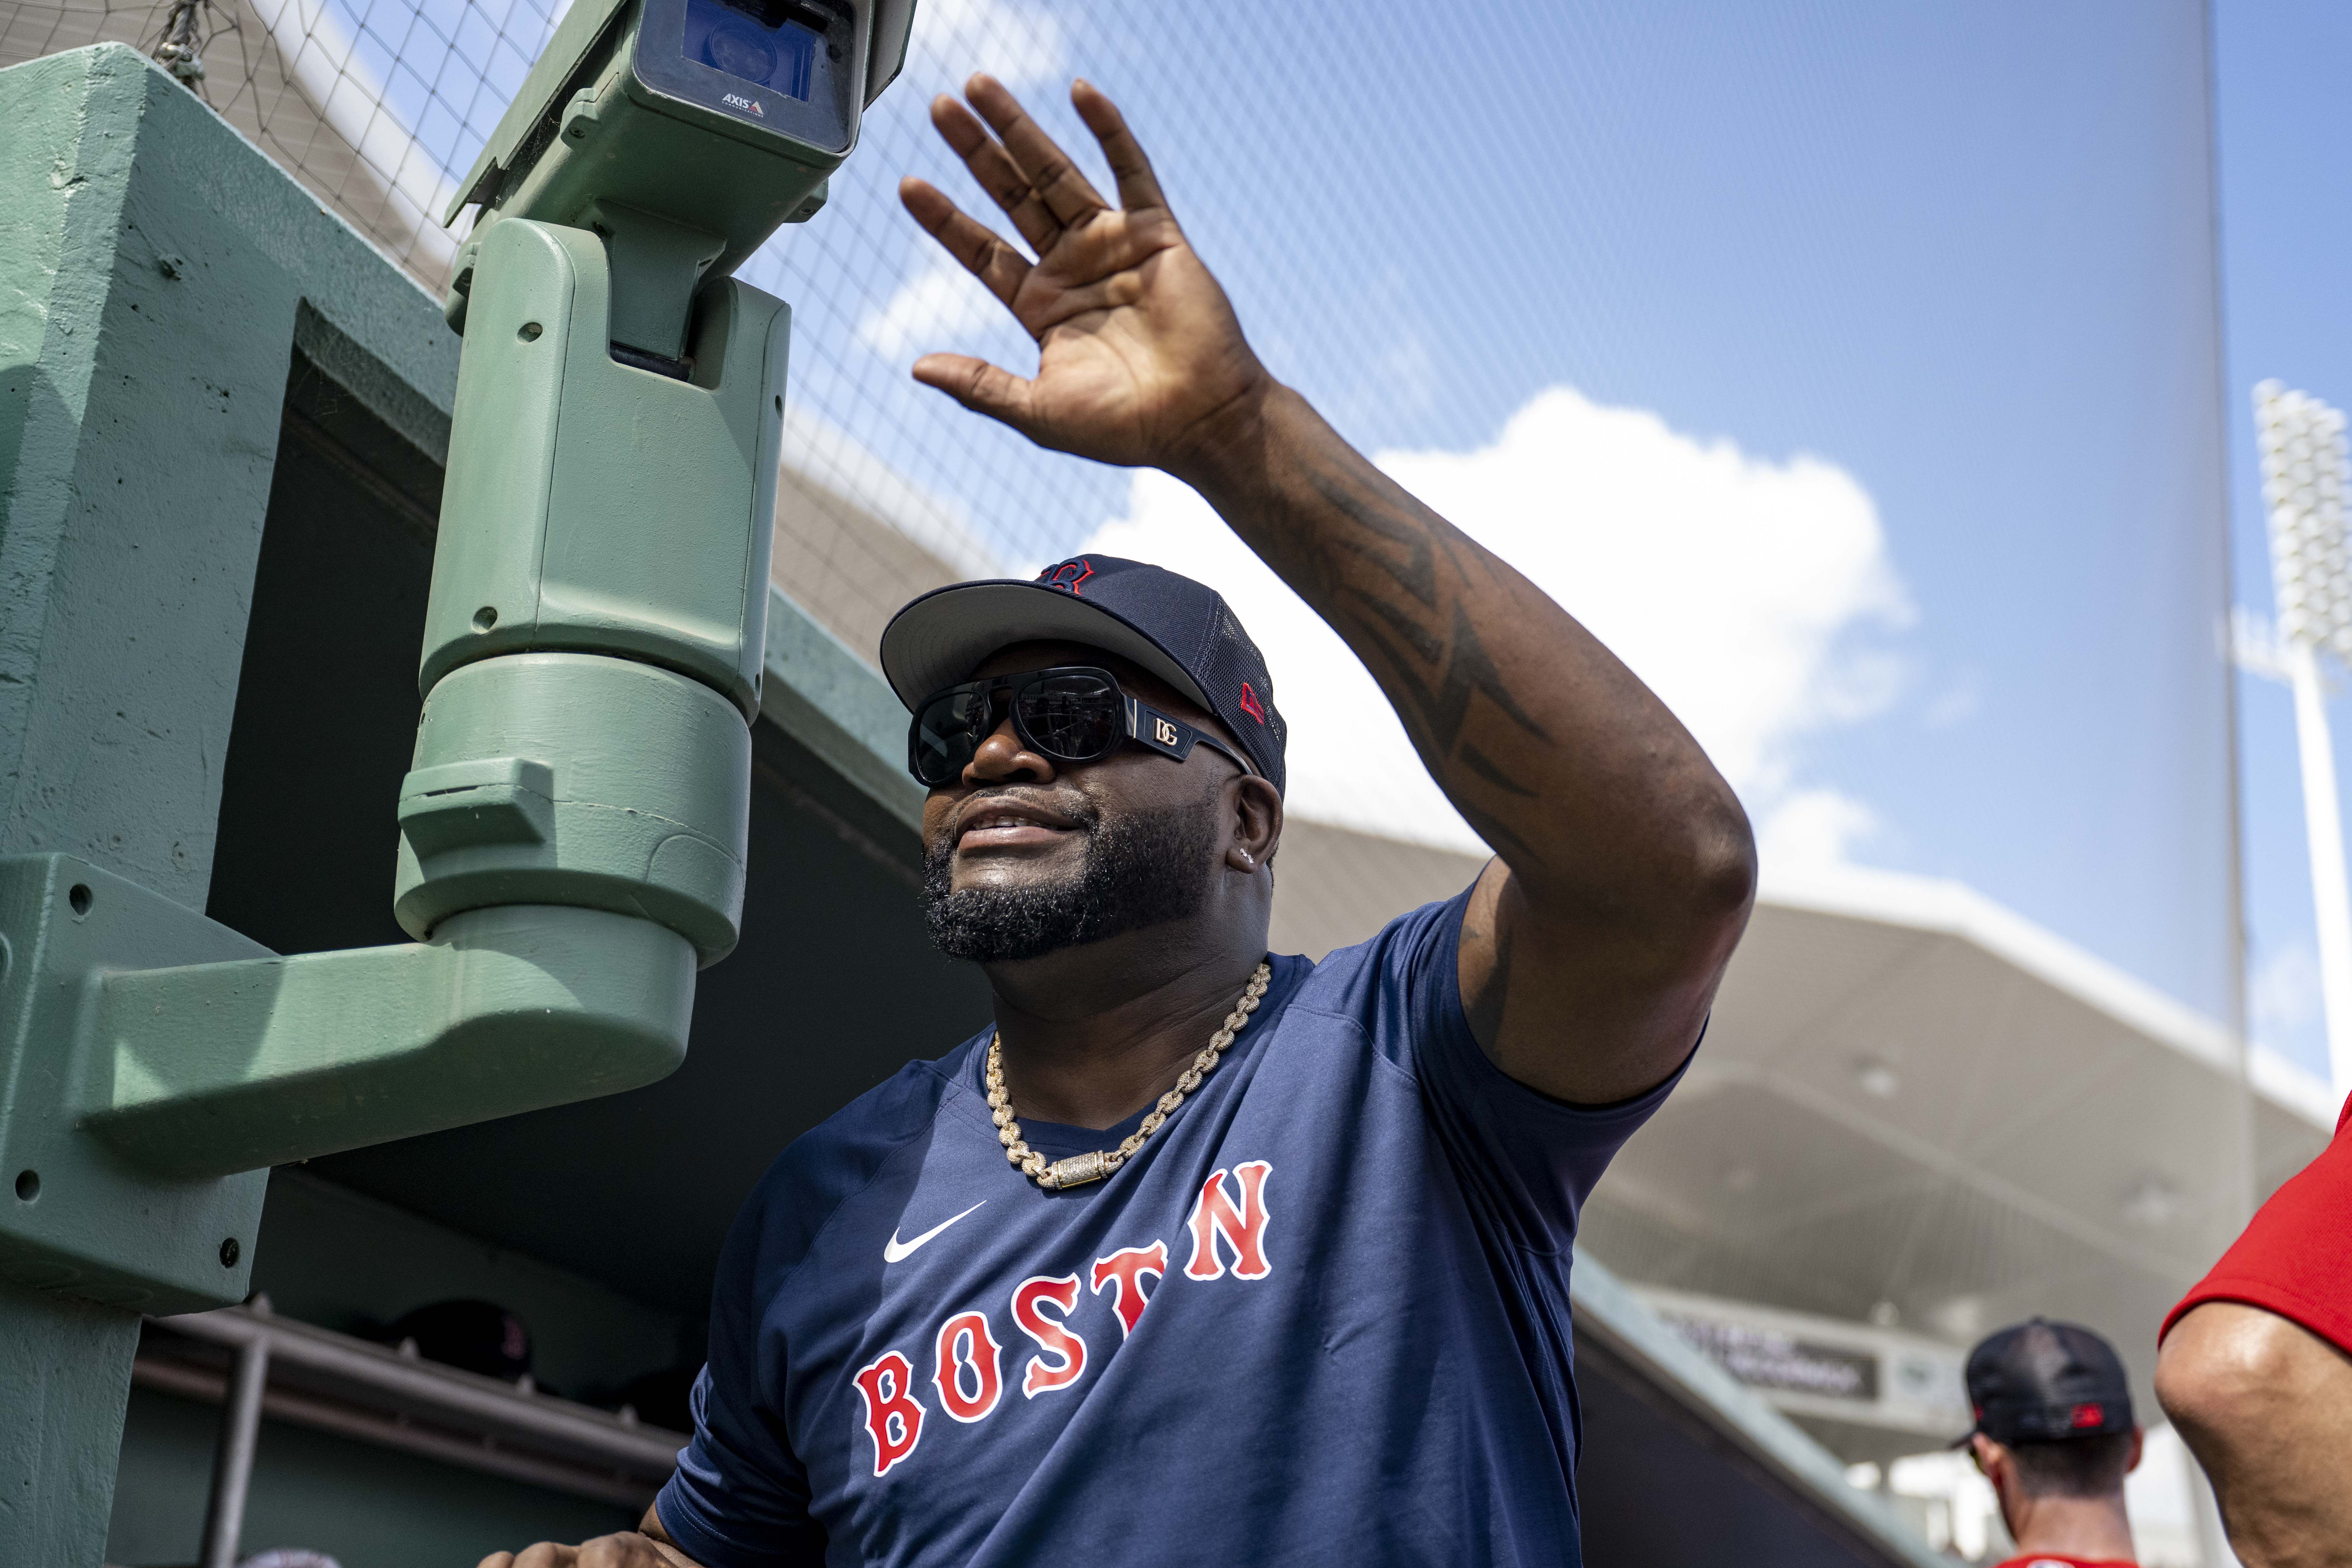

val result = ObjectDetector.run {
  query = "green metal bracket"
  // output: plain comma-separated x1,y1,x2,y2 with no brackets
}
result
83,903,693,1181
0,856,271,1314
393,652,753,964
0,855,693,1312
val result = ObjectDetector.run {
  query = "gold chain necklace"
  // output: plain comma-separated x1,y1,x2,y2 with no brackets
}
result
987,961,1271,1191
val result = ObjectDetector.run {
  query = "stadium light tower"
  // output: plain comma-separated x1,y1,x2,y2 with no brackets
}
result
2254,380,2352,1095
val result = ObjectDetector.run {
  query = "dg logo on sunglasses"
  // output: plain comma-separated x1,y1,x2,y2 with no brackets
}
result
1154,717,1179,746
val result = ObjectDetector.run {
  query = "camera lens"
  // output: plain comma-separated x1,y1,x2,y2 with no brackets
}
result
705,21,778,83
683,0,818,99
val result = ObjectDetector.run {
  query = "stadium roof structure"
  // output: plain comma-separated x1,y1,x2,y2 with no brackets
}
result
1271,819,2336,1461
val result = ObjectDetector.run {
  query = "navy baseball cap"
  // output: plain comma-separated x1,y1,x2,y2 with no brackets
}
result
880,555,1288,794
1954,1318,2135,1446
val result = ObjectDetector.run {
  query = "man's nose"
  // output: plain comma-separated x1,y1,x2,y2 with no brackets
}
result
964,713,1056,785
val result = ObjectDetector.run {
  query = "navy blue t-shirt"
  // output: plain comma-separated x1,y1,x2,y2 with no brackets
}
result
657,888,1683,1567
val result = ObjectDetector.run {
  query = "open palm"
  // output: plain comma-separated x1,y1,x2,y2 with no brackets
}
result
899,76,1270,476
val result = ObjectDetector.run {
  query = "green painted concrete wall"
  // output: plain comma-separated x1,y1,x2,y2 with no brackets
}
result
0,43,460,903
0,43,467,1562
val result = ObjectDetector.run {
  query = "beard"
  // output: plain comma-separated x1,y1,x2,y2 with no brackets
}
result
922,795,1222,964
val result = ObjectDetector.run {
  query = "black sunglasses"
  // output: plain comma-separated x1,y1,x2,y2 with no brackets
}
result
907,665,1256,788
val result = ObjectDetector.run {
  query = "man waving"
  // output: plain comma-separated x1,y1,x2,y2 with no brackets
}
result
485,72,1754,1568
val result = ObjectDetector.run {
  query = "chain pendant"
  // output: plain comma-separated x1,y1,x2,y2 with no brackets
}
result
988,962,1271,1193
1044,1151,1111,1189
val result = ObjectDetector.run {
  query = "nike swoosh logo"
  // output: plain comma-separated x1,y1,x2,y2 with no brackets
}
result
883,1200,986,1263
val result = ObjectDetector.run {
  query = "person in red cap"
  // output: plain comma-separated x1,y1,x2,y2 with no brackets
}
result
2155,1095,2352,1567
1961,1319,2144,1568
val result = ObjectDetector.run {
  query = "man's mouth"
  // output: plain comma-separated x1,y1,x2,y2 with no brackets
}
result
954,800,1083,853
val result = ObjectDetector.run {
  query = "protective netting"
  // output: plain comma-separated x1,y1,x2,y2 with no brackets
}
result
3,5,2254,1552
1,0,539,284
0,5,2240,1015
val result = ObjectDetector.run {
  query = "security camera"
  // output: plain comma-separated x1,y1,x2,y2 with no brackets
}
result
440,0,913,359
388,0,915,975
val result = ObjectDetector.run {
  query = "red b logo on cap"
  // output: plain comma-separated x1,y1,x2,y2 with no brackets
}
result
2069,1403,2105,1429
1038,559,1093,595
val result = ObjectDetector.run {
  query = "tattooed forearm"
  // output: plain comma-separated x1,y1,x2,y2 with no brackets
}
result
1459,743,1537,798
1348,589,1445,666
1353,600,1551,760
1295,455,1553,784
1232,435,1574,875
1192,383,1747,927
1184,379,1750,1097
1453,797,1547,873
1303,461,1441,607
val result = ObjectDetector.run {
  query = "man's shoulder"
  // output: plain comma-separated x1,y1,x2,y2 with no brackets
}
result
1285,885,1474,1024
727,1033,987,1279
808,1041,977,1149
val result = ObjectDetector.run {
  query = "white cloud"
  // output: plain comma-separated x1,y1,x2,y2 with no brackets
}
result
1757,790,1883,874
1069,385,1913,855
856,253,1004,359
904,0,1067,92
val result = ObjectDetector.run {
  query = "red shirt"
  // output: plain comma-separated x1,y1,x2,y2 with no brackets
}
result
2163,1089,2352,1355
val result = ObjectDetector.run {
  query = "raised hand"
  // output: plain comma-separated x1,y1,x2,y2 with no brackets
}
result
898,76,1270,478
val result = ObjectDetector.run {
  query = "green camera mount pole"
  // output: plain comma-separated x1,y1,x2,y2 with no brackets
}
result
0,2,912,1557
